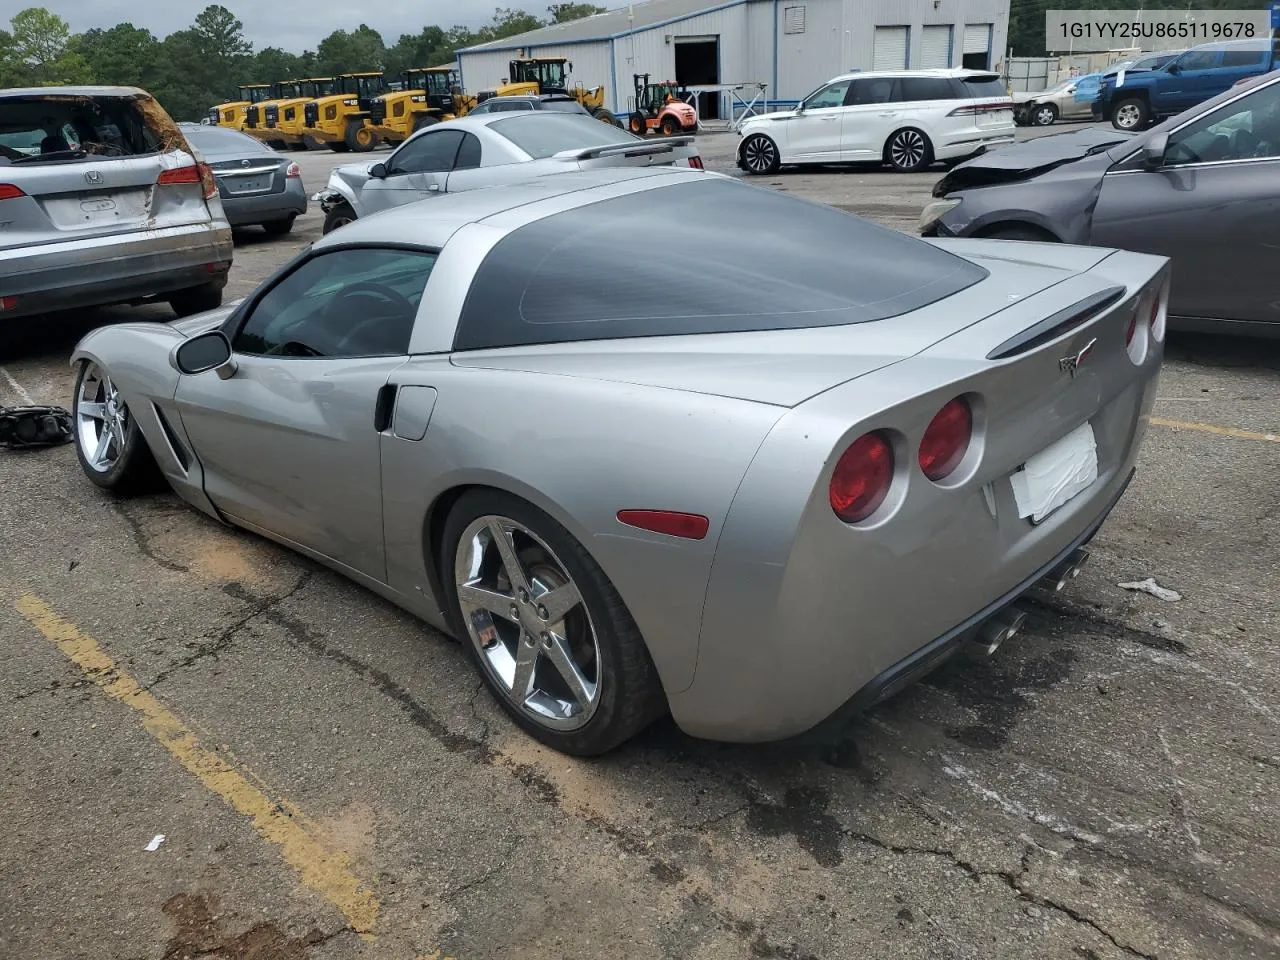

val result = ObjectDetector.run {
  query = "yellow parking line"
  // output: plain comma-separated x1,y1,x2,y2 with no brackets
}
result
1151,417,1280,444
14,594,380,936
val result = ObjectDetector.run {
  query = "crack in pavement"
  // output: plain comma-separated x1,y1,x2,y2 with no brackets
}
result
144,572,314,691
842,834,1157,959
112,500,190,574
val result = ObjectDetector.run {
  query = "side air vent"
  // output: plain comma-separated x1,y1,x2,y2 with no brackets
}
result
152,403,190,472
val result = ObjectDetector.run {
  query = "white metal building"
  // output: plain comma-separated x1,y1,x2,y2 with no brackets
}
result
457,0,1010,119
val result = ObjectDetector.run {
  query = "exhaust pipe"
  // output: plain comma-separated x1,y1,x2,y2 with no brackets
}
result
1036,547,1091,594
968,606,1028,659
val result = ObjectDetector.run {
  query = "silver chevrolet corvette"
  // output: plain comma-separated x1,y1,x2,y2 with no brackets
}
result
69,166,1169,755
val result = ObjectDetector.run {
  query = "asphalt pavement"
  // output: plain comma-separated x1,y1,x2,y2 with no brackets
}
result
1,121,1277,960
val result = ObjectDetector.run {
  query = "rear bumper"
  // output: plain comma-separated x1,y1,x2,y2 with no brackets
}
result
221,181,308,226
0,222,233,320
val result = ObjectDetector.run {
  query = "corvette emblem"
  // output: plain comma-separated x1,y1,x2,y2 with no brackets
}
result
1058,337,1097,378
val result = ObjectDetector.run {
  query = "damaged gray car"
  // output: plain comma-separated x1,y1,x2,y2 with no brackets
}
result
921,72,1280,337
0,86,233,325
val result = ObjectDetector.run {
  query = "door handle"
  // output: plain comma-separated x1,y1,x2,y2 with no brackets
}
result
374,383,397,432
878,111,898,117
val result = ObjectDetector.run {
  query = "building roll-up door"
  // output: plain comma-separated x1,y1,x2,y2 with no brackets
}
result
962,23,992,69
919,25,952,69
872,26,909,71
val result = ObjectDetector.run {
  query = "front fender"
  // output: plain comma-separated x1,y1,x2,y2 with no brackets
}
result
70,323,222,521
313,172,361,213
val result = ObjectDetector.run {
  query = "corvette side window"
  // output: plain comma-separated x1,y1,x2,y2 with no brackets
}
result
233,248,438,358
388,130,465,174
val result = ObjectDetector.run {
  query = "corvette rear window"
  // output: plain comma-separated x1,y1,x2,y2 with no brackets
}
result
453,177,988,350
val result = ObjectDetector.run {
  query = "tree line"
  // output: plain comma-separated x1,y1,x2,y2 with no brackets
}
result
0,3,606,122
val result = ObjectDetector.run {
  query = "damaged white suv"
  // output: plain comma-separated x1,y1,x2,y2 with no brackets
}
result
0,86,233,323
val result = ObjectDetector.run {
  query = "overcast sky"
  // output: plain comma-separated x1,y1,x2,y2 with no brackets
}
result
0,0,550,52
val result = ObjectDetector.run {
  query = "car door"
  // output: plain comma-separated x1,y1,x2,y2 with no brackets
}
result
1091,77,1280,325
173,246,440,580
1068,74,1101,118
788,77,855,161
358,129,467,214
838,76,900,160
437,130,487,193
1159,49,1223,113
883,76,956,148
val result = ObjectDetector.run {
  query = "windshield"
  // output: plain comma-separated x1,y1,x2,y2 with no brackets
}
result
276,82,301,99
489,113,638,158
303,80,338,98
244,87,271,103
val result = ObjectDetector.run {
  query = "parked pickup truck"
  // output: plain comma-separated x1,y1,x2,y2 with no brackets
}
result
1094,38,1276,131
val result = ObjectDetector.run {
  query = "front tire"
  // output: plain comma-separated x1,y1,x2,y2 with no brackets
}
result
739,133,780,175
885,127,933,172
1111,97,1149,131
413,114,440,132
593,106,622,127
322,201,356,235
345,120,378,152
441,490,666,756
72,361,161,496
660,114,679,136
168,282,223,318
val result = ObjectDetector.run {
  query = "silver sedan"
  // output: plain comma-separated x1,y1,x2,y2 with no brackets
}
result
69,166,1168,755
314,112,701,234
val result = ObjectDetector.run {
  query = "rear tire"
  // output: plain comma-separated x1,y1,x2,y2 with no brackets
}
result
660,114,679,136
593,106,622,127
262,217,294,236
440,489,667,756
1031,103,1058,126
1111,97,1149,131
168,282,223,318
884,127,933,173
629,112,647,136
322,201,356,235
72,360,163,497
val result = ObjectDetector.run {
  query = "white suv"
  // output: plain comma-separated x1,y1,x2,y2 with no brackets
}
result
737,69,1015,174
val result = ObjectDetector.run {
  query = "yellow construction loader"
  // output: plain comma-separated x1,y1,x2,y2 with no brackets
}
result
275,77,340,148
476,57,620,126
210,84,272,131
368,67,476,145
302,72,388,152
243,80,304,148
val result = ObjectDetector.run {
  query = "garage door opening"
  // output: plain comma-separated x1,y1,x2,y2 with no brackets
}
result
962,24,992,70
675,36,719,120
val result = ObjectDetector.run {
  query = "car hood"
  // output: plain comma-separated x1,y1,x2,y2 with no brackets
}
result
451,242,1119,408
741,110,797,128
933,127,1133,195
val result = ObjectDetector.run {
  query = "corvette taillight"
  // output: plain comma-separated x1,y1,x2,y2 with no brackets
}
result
687,155,703,169
919,397,972,482
830,432,894,523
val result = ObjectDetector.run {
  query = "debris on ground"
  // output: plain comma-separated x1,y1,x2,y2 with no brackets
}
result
144,834,166,852
0,406,74,449
1118,578,1182,602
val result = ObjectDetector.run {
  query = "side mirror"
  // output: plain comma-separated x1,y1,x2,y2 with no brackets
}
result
1066,85,1077,95
175,330,235,378
369,162,388,179
795,101,806,114
1142,131,1169,169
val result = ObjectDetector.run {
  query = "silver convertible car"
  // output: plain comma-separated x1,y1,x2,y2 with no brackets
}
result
313,112,700,234
69,167,1169,755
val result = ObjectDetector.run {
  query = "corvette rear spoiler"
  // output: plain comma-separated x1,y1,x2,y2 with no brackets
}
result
551,136,695,162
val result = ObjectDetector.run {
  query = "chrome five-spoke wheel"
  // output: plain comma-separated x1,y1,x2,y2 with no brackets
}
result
76,361,127,473
455,515,602,730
